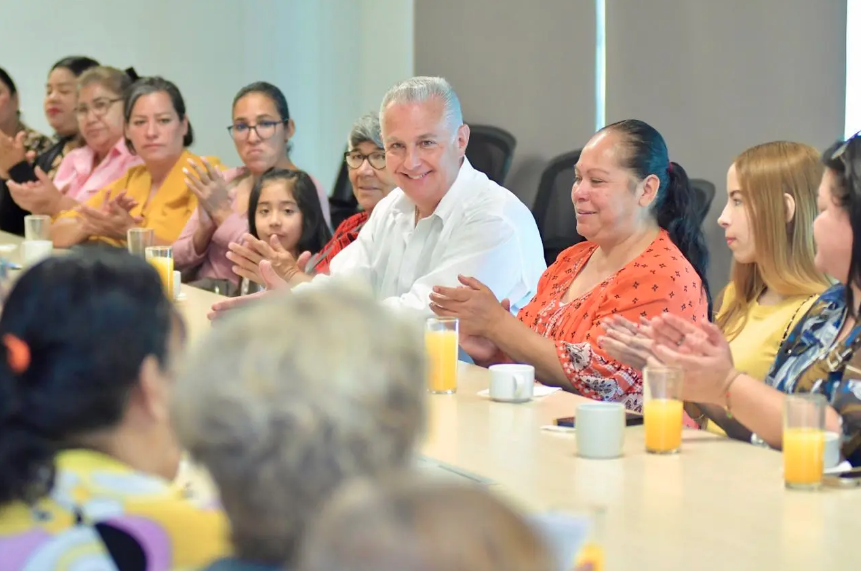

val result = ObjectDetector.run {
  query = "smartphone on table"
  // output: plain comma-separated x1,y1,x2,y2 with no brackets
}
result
555,412,644,428
823,467,861,488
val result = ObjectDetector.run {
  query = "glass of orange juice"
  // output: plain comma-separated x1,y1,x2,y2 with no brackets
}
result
145,245,174,299
425,317,458,394
643,365,684,454
783,393,826,490
573,505,606,571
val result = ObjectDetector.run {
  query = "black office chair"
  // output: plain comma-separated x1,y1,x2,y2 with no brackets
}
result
464,124,517,185
688,178,716,226
329,150,359,230
532,149,584,266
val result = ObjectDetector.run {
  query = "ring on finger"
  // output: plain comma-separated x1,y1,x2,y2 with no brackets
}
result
676,334,686,346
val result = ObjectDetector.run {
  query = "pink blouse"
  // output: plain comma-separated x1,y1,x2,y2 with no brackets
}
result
52,139,142,203
173,168,331,285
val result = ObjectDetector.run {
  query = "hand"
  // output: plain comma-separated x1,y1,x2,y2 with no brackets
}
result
7,167,64,214
208,289,271,321
184,158,232,225
649,314,737,404
77,191,143,240
598,315,664,371
227,233,310,286
0,131,28,176
428,275,511,337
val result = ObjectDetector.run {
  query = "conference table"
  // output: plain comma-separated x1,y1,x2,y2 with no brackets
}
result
1,232,859,571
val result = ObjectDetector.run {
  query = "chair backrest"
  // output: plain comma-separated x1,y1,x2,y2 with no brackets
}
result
329,150,359,229
532,149,583,266
688,178,716,226
464,124,517,185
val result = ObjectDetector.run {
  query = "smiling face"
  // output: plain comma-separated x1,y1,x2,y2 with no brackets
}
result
717,163,755,264
813,169,854,283
44,67,79,136
348,141,396,212
381,98,468,211
125,91,188,166
254,179,303,256
77,82,125,157
571,130,658,244
231,91,291,175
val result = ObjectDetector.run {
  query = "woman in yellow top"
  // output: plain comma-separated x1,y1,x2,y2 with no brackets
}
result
604,141,831,435
51,76,220,247
0,248,229,570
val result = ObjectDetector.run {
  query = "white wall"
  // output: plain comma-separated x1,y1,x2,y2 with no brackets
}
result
606,0,847,292
0,0,414,193
414,0,596,208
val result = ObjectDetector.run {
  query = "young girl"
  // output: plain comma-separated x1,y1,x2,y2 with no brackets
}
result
241,168,331,295
603,141,831,434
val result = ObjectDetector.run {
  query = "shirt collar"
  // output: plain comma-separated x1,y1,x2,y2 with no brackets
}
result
392,158,476,222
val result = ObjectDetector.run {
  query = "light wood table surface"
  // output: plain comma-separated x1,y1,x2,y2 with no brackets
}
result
2,231,859,571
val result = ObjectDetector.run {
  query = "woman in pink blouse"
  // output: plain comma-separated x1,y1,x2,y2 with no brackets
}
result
174,81,328,291
6,67,141,215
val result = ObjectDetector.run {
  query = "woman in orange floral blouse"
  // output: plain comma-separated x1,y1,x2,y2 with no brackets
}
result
429,119,710,411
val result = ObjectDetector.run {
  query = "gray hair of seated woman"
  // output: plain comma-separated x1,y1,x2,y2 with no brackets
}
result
298,475,556,571
171,283,426,567
348,112,384,151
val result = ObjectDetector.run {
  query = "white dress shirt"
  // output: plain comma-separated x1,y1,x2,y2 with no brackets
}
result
302,159,546,316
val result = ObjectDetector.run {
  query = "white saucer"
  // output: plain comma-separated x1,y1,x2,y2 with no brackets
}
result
174,292,188,302
0,244,18,254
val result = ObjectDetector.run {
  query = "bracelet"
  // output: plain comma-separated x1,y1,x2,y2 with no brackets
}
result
724,370,742,419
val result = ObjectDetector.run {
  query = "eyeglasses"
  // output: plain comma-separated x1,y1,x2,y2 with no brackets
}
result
832,131,861,161
345,150,386,170
227,120,287,141
75,98,122,118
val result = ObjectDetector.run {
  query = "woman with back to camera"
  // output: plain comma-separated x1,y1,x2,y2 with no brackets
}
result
6,66,141,217
0,247,229,569
429,119,710,413
174,81,330,293
0,56,99,234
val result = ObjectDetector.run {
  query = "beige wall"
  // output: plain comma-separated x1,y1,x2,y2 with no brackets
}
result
606,0,847,291
0,0,414,192
414,0,597,208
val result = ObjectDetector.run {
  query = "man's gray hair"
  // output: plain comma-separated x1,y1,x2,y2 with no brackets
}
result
348,112,384,150
172,283,427,567
380,76,463,134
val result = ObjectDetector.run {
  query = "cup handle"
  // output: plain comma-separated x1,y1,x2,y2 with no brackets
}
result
513,373,527,397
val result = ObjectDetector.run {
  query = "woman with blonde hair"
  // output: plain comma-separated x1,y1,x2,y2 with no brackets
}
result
603,141,831,435
298,477,558,571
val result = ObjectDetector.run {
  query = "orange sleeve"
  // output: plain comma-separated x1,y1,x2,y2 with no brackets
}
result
554,252,708,412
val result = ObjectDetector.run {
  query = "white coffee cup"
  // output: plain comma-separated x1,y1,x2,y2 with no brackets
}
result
489,364,534,403
173,270,182,299
21,240,53,266
824,431,842,470
575,402,625,459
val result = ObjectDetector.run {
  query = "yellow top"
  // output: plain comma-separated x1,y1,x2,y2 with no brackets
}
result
0,448,230,570
57,150,222,245
706,283,818,435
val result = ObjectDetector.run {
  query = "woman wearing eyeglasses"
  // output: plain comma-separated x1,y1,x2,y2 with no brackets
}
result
173,81,328,291
224,112,396,285
6,66,141,217
304,112,395,275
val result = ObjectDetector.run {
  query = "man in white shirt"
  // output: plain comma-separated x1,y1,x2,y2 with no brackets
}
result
211,76,545,318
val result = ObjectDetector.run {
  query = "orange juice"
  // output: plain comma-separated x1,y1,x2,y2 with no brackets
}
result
148,256,174,299
574,541,605,571
644,398,683,453
425,330,458,393
783,427,824,488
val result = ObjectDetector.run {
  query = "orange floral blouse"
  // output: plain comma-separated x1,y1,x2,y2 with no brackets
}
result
517,230,708,411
